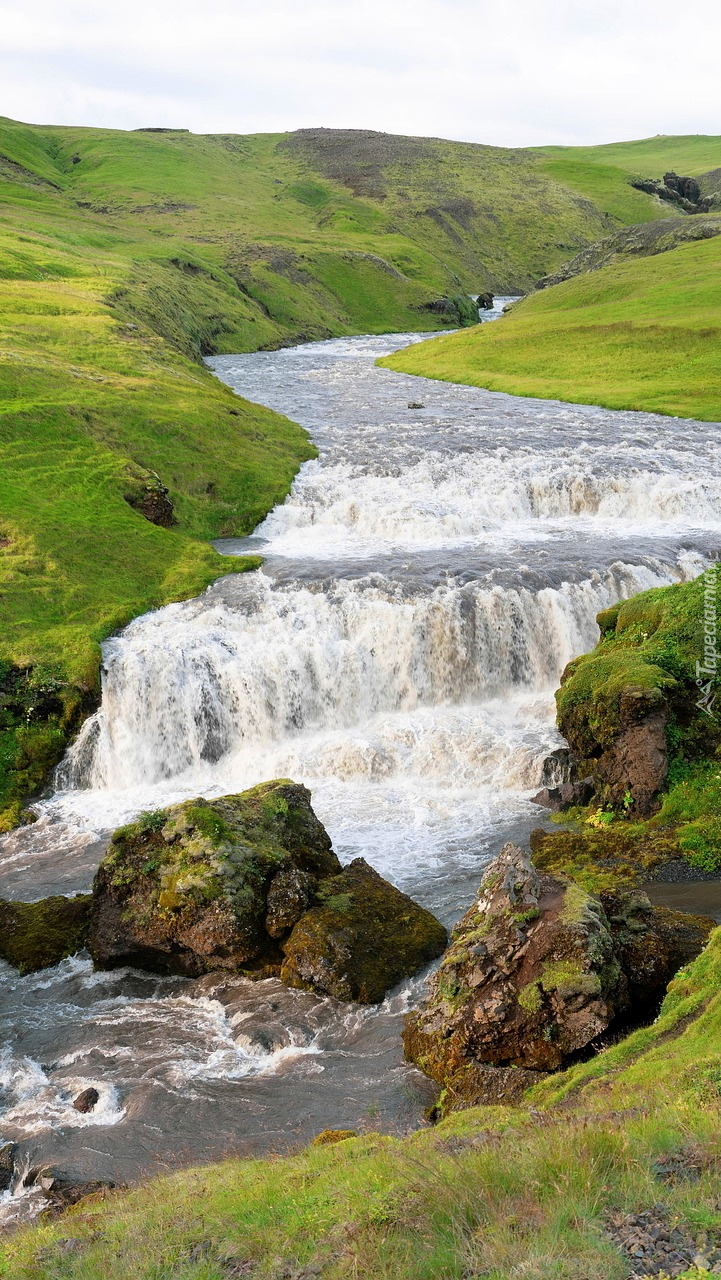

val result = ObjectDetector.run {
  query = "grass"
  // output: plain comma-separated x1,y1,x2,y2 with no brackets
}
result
380,232,721,421
4,931,721,1277
535,133,721,224
5,119,721,1273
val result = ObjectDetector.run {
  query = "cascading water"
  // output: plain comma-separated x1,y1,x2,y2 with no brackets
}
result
1,328,719,1215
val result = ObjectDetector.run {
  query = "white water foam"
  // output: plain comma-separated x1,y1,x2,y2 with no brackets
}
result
258,449,721,557
60,557,695,796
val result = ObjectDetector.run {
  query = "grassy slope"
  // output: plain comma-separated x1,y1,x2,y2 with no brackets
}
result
536,133,721,223
3,933,721,1278
6,127,721,1272
380,232,721,420
381,133,721,417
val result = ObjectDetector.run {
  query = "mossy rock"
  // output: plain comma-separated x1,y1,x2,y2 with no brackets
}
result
403,841,713,1111
0,895,92,974
556,575,721,815
89,779,341,976
280,858,448,1004
311,1129,358,1146
529,824,681,894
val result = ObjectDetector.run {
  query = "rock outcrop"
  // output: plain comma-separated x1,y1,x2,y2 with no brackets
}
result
89,780,341,975
629,171,719,214
122,464,175,527
0,895,92,974
89,780,446,1002
420,295,481,327
0,1142,17,1192
537,214,721,289
404,842,713,1110
280,858,447,1003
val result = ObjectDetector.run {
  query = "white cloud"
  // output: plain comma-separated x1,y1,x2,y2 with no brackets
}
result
0,0,719,145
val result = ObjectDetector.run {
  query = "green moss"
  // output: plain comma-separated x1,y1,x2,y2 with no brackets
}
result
540,959,601,999
280,859,447,1003
0,894,92,973
183,803,234,846
517,980,543,1013
512,907,541,925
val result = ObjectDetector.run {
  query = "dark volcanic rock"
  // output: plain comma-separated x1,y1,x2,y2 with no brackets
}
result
558,674,671,817
600,889,712,1011
0,1142,17,1192
265,868,316,938
72,1087,100,1114
280,857,448,1004
476,290,494,309
403,842,713,1110
0,895,92,975
532,777,595,811
537,214,721,289
90,781,446,1002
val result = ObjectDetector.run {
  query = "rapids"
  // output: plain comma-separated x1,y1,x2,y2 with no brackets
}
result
1,323,719,1218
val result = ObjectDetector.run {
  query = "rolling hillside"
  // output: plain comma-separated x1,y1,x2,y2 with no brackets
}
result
380,225,721,422
3,117,721,825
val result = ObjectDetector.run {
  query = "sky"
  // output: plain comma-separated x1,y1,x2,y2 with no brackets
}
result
1,0,720,148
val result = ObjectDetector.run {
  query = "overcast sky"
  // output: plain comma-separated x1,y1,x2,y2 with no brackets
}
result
1,0,719,147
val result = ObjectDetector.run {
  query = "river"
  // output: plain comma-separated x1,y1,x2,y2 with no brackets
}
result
1,320,720,1220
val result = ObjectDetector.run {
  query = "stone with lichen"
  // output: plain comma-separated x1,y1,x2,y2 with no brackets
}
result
88,779,447,1003
403,841,713,1110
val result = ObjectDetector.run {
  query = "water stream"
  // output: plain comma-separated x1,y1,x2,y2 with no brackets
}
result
2,323,720,1219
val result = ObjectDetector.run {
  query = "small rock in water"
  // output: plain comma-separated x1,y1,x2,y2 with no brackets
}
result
72,1087,100,1113
407,401,425,408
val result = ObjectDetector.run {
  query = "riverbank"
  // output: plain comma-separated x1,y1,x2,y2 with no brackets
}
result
0,225,315,828
5,120,721,826
2,332,721,1273
379,232,721,422
3,927,721,1277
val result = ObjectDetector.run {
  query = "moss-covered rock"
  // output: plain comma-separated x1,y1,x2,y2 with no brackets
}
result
0,661,96,833
529,824,681,894
89,779,341,976
403,841,713,1111
0,894,92,974
89,781,445,1000
280,858,448,1004
556,575,721,816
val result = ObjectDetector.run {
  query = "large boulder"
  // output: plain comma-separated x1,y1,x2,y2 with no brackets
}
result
89,780,341,975
89,780,447,1002
403,842,713,1110
0,895,92,974
280,858,448,1003
554,579,721,817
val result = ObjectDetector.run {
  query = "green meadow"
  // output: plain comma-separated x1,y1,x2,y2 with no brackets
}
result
3,120,721,1276
381,232,721,421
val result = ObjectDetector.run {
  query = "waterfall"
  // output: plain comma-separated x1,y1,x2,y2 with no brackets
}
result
59,555,700,794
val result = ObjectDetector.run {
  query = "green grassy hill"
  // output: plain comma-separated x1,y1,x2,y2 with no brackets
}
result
3,117,721,825
381,231,721,421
